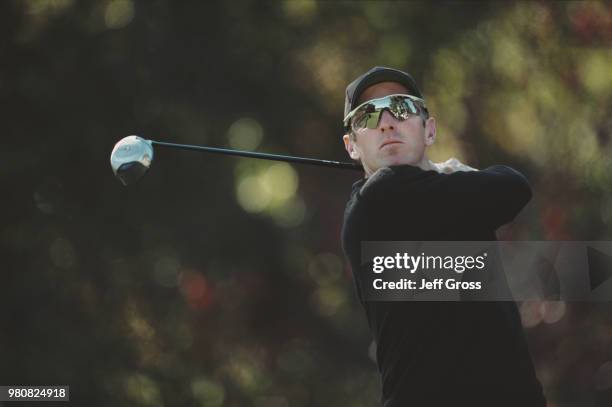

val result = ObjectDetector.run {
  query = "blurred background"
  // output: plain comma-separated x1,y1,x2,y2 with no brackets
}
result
2,1,612,406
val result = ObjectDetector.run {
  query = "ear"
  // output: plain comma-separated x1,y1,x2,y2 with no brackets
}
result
424,117,437,146
343,134,361,160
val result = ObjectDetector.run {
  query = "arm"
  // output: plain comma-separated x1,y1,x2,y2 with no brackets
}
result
430,157,531,228
435,164,533,229
359,162,532,231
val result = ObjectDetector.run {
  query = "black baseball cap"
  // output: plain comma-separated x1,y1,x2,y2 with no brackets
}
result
344,66,423,118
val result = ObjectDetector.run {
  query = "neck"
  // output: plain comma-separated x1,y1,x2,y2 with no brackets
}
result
417,157,436,171
363,156,435,178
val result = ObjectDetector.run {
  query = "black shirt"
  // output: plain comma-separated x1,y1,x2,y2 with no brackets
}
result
341,165,546,407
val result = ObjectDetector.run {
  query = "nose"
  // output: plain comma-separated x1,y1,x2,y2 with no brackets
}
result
378,110,396,133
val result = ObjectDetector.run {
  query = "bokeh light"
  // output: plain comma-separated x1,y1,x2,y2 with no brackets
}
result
234,161,301,222
227,117,264,151
236,174,272,213
282,0,317,24
224,349,269,395
104,0,135,30
191,377,225,407
179,270,214,310
123,373,163,407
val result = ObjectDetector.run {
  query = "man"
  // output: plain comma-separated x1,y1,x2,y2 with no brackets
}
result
340,66,546,406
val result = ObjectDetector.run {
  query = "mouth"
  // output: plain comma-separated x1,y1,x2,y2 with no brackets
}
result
380,140,403,149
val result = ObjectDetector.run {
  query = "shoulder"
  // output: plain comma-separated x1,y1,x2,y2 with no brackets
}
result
478,165,529,179
360,167,395,196
359,165,436,198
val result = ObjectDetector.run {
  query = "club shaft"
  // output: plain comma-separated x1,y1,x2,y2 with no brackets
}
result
151,140,362,170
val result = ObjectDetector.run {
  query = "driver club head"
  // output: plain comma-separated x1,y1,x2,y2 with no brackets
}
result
110,135,154,186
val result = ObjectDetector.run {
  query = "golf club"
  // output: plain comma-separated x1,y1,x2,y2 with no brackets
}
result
110,135,362,186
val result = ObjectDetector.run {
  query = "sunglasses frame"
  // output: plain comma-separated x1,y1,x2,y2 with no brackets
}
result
343,94,427,133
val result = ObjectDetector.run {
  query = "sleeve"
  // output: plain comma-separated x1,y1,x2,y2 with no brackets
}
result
433,165,533,229
357,164,532,230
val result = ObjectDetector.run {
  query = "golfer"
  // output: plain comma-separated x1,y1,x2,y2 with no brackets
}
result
340,67,546,406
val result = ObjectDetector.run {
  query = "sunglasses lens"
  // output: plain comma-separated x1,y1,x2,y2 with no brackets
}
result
349,96,424,131
352,104,381,131
393,98,419,119
351,111,367,131
365,111,382,129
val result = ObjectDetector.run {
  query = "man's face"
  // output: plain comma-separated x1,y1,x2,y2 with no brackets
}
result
343,81,436,176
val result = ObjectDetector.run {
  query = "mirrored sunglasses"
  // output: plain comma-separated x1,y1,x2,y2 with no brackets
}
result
344,94,427,133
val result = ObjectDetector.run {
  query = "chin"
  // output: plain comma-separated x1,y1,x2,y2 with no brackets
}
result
382,154,416,167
